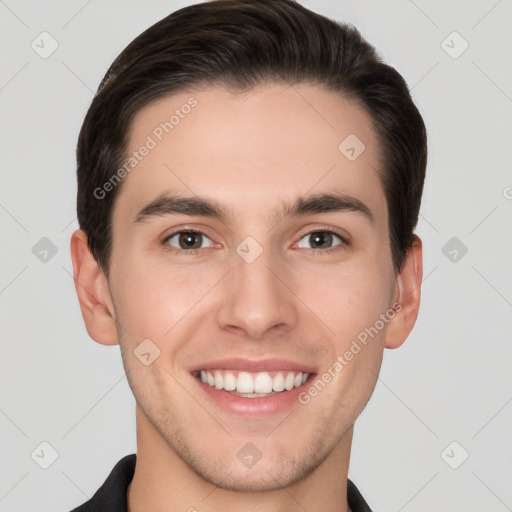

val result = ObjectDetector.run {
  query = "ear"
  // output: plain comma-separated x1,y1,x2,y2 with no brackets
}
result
70,229,119,346
385,235,423,349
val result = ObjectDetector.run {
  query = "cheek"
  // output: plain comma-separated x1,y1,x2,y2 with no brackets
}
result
308,268,391,409
297,261,394,341
110,257,221,341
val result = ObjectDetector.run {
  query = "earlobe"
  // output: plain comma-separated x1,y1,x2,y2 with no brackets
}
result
70,229,119,346
385,235,423,349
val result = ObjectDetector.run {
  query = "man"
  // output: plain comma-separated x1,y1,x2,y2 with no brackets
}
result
69,0,426,510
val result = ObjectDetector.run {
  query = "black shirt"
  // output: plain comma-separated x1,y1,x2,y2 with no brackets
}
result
69,454,373,512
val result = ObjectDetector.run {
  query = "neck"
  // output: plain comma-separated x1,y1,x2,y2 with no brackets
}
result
127,406,353,512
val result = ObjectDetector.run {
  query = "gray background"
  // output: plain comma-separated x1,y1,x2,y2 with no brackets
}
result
1,0,511,511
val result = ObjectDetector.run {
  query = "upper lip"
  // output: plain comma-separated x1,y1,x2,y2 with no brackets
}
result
189,357,316,374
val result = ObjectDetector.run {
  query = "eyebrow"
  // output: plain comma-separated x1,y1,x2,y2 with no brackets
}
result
134,192,374,224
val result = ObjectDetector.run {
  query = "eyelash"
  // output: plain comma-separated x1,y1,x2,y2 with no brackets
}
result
161,226,349,255
295,226,349,255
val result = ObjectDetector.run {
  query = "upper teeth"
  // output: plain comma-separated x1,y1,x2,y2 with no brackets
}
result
199,370,309,393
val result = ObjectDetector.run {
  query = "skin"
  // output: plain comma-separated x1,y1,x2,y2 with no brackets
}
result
71,83,422,512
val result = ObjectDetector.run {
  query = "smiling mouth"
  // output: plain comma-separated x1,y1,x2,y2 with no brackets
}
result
193,369,312,398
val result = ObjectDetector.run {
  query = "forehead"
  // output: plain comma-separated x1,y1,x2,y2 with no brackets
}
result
113,83,386,227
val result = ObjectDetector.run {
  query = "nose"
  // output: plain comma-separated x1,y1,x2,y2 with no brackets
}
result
216,244,299,340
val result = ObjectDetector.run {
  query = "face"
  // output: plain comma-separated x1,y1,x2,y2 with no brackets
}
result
106,83,399,491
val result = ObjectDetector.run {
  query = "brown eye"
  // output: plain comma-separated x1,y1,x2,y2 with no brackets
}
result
165,231,213,250
296,231,343,250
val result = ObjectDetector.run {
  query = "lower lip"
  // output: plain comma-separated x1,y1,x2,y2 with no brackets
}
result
194,375,314,416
